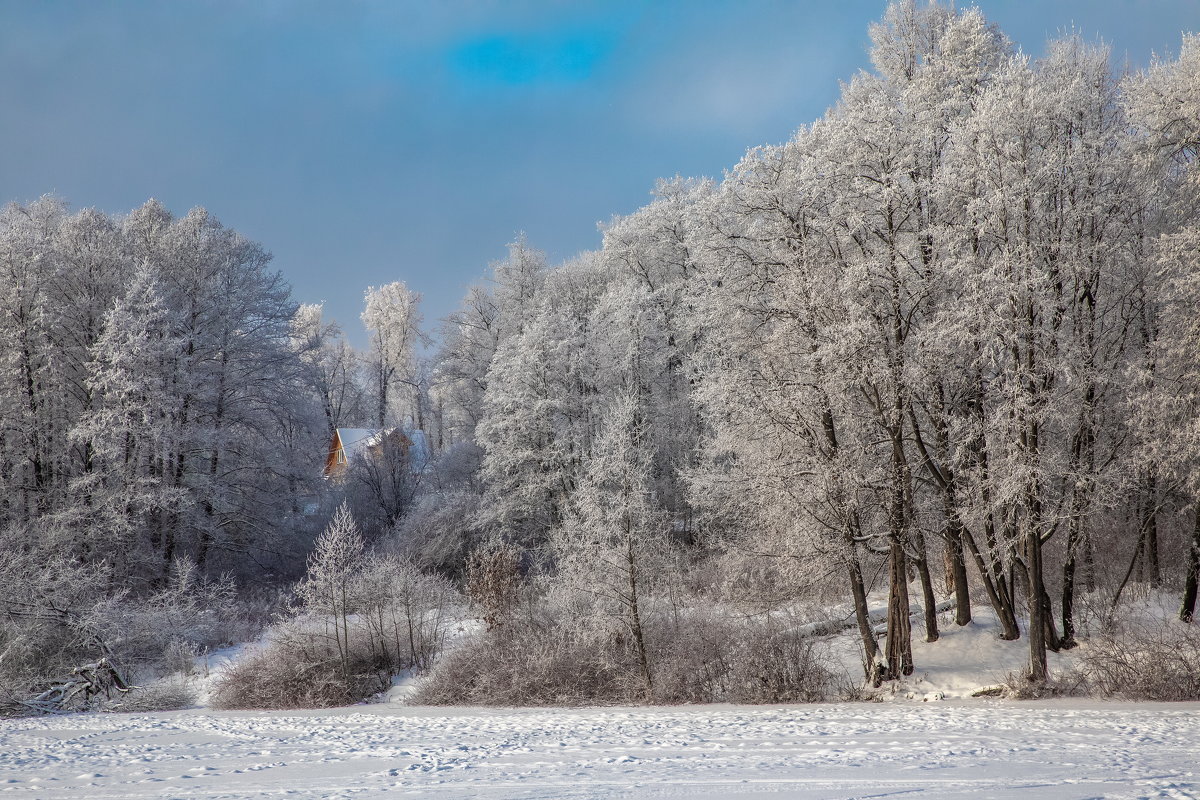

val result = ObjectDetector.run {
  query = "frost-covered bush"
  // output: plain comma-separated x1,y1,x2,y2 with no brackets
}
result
97,559,241,674
413,617,627,706
412,603,835,706
211,506,462,709
724,626,834,703
1000,669,1087,700
0,528,110,696
1081,622,1200,700
356,554,461,672
210,625,390,709
107,676,198,713
465,541,523,631
639,614,835,704
0,525,246,716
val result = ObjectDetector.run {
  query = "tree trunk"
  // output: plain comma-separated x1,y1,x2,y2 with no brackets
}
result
627,567,652,700
625,520,653,701
885,538,914,679
1144,470,1161,587
907,400,971,628
914,539,940,643
847,554,881,684
962,526,1020,640
1061,536,1080,649
1061,506,1087,649
1181,509,1200,623
1026,529,1048,683
947,524,971,626
199,352,227,572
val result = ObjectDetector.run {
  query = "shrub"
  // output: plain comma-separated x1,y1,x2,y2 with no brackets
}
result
465,542,523,630
1080,622,1200,700
210,550,462,710
0,539,247,716
98,558,241,674
1000,669,1087,700
209,625,390,710
108,676,198,713
411,604,835,706
725,626,833,703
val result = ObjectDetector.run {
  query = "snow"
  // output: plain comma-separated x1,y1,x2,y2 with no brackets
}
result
190,643,251,707
7,596,1193,797
857,605,1083,700
334,428,385,463
809,597,1086,701
2,701,1198,798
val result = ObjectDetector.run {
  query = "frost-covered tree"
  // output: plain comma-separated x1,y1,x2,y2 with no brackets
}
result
555,392,667,699
291,303,364,436
1125,33,1200,623
476,255,609,546
296,503,365,685
0,197,323,586
434,237,548,449
601,177,712,526
68,266,189,577
361,281,423,429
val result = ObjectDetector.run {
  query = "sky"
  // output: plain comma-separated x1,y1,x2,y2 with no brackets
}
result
1,0,1196,345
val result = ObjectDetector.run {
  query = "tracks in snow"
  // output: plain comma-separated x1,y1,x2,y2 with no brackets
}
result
1,702,1198,799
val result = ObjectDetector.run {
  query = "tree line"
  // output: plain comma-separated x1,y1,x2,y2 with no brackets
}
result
3,0,1199,699
403,2,1200,686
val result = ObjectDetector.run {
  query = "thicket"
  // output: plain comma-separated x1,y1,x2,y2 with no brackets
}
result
1079,621,1200,701
211,505,461,709
414,606,834,706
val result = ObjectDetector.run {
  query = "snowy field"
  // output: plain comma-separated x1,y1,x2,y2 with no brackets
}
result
3,702,1198,799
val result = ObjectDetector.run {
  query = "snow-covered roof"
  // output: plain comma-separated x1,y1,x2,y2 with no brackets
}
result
328,427,425,478
336,428,388,462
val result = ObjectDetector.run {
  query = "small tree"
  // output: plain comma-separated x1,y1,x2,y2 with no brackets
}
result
358,553,459,671
296,503,365,686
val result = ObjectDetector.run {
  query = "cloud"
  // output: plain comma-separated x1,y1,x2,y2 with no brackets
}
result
608,2,864,141
630,45,843,138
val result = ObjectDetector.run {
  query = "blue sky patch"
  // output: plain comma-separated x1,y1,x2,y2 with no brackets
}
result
451,30,616,88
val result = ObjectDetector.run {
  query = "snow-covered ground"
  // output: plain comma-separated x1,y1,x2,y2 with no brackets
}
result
3,701,1198,799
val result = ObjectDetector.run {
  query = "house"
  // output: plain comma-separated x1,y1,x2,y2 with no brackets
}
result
323,427,412,478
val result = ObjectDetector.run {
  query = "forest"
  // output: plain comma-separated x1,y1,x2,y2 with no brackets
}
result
3,1,1200,713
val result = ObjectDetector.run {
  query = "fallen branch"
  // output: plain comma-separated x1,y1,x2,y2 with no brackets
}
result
22,658,133,715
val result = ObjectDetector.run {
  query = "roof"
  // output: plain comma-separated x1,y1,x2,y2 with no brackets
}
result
336,428,389,462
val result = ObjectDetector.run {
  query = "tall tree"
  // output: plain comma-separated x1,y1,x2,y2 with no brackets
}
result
362,281,423,429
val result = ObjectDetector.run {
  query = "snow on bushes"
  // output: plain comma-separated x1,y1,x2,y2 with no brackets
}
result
1080,622,1200,700
413,603,835,706
212,505,462,709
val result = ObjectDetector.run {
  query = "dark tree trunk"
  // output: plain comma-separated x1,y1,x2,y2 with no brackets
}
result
1027,529,1049,683
963,526,1020,640
1181,509,1200,623
885,538,914,679
1061,547,1079,649
914,541,940,643
1144,470,1160,586
1061,390,1096,650
947,524,971,626
848,554,881,684
1061,515,1084,649
907,400,971,628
